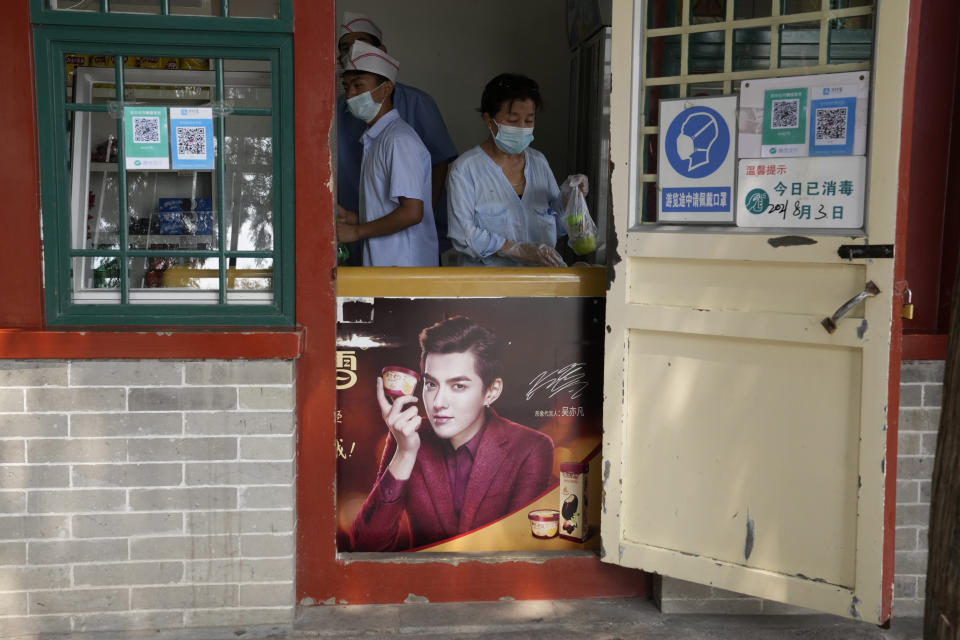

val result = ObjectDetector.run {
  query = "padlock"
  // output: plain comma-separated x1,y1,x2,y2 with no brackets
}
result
902,287,914,320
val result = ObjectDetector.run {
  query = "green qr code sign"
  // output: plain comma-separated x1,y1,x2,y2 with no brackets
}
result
762,88,808,146
123,106,170,170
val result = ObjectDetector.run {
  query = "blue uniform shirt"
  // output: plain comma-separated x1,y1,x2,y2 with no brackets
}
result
359,109,439,267
338,84,458,258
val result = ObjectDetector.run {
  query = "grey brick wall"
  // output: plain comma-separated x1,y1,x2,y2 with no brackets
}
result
893,359,942,616
658,359,943,618
0,360,296,637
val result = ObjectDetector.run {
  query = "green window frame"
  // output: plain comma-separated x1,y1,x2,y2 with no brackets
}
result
32,1,292,31
31,0,294,326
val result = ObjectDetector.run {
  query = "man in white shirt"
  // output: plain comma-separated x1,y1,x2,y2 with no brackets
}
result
336,41,439,267
336,12,457,264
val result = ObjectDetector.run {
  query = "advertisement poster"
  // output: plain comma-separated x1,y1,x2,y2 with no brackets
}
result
335,297,605,552
169,107,215,170
123,106,170,170
738,71,870,159
657,95,738,224
736,156,866,229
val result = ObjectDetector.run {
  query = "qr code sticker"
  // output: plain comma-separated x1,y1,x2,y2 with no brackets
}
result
175,126,207,160
132,116,160,143
814,106,848,145
771,99,800,129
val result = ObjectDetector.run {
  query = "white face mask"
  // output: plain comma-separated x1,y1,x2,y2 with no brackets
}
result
490,120,535,155
675,133,695,160
346,83,385,123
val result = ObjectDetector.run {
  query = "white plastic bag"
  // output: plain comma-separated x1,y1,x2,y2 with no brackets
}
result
558,175,598,255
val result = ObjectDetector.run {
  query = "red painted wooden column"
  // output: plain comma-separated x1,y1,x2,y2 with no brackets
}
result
0,2,44,328
292,0,341,602
901,0,960,360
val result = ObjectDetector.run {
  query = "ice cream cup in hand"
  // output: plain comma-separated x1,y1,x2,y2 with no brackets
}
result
381,366,419,401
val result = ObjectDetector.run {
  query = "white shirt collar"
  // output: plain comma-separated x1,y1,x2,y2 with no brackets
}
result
362,108,400,145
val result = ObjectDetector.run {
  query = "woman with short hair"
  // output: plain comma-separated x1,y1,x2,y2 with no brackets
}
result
446,73,579,267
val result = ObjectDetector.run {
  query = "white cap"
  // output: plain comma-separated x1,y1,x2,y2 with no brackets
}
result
343,41,399,84
338,12,383,42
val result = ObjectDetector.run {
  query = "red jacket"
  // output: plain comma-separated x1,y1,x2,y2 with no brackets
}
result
351,410,555,551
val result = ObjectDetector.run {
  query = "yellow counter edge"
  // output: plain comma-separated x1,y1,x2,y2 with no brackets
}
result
335,266,608,298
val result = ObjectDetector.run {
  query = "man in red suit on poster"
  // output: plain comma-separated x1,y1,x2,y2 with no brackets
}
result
351,316,555,551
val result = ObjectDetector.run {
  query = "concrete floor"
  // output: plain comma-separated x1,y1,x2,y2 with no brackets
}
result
36,598,924,640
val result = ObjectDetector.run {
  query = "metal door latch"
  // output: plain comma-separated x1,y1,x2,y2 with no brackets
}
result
837,244,894,260
822,281,880,333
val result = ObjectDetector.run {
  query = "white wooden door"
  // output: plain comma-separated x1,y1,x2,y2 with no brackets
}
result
601,0,906,622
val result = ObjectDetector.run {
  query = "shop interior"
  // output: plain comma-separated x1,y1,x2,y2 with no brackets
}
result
70,61,275,300
330,0,873,262
64,1,875,295
333,0,615,266
65,1,615,303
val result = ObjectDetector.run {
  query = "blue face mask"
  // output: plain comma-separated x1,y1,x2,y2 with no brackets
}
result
491,120,534,155
346,83,385,123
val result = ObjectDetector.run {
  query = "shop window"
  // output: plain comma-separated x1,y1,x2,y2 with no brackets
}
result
31,1,293,325
637,0,876,225
45,0,279,19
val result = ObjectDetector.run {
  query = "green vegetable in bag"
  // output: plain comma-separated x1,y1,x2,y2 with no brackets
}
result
559,175,598,256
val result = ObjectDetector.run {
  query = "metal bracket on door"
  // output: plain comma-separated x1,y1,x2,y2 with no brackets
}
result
821,281,881,334
837,244,894,260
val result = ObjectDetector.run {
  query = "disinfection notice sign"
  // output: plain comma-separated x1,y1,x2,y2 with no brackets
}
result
736,156,866,229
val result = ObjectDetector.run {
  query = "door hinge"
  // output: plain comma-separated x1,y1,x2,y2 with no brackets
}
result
837,244,894,260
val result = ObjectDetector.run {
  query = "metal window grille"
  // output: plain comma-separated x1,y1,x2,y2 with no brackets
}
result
33,12,293,325
46,0,279,19
638,0,875,223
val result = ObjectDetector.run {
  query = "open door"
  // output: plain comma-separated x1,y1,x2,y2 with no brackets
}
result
601,0,905,622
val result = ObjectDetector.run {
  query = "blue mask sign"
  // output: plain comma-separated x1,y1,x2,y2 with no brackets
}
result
664,106,731,180
657,96,738,224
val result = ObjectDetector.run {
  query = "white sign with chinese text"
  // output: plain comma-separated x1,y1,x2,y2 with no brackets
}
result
658,95,738,223
737,71,870,159
736,156,866,229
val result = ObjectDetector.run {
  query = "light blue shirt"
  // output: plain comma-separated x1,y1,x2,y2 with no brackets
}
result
338,84,458,255
446,145,563,267
359,109,439,267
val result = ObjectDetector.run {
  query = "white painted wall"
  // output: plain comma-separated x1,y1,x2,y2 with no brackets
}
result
336,0,572,177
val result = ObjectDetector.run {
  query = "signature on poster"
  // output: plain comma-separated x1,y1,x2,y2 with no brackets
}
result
526,362,588,400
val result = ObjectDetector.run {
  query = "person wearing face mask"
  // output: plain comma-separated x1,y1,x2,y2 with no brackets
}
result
336,41,439,267
336,12,458,265
446,74,587,267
